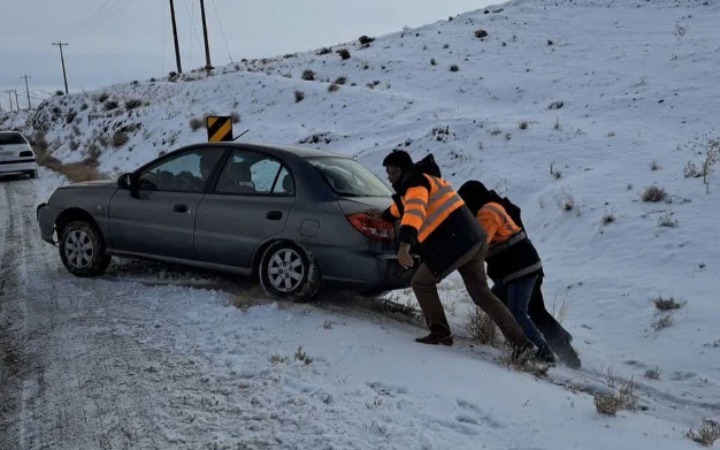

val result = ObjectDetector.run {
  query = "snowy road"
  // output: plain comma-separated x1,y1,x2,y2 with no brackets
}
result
0,174,706,450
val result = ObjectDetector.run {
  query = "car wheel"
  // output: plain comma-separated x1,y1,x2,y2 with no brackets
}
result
59,220,112,277
259,241,321,301
28,170,38,179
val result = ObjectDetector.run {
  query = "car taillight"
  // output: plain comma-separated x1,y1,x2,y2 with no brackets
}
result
346,212,395,242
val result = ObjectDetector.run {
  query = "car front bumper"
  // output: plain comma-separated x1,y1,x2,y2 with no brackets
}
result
37,203,60,245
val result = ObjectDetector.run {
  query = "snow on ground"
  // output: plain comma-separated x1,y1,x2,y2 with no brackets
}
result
2,0,720,447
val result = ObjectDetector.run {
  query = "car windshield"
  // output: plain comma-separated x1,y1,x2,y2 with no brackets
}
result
0,132,27,145
308,157,391,197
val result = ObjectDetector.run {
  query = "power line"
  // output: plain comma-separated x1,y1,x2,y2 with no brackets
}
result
211,0,233,63
181,0,204,67
82,0,137,37
67,0,121,38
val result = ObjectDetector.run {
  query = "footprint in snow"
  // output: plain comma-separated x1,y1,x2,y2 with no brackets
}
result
456,398,506,429
366,381,409,397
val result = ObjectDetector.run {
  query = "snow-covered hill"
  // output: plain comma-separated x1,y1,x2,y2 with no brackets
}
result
2,0,719,447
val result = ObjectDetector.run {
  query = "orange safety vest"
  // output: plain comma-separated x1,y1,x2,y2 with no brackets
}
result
399,174,465,243
478,202,523,246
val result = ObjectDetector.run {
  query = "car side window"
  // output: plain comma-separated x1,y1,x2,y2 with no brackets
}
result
215,150,293,196
138,149,223,193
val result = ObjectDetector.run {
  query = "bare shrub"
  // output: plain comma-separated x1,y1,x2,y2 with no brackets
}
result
65,111,77,124
103,100,119,111
111,131,129,148
644,367,661,380
69,140,80,151
294,90,305,103
189,117,203,131
328,84,340,93
652,314,673,331
475,29,489,39
561,194,575,212
322,319,333,329
449,64,460,72
57,162,101,183
658,211,678,228
337,49,351,60
641,186,667,202
230,111,241,123
466,307,499,346
125,99,143,110
554,118,561,130
687,419,720,446
359,35,375,45
489,128,502,136
519,121,529,130
593,381,637,416
684,161,701,178
316,47,332,55
650,160,661,171
653,296,686,311
302,70,316,81
294,346,313,365
601,211,616,226
334,76,347,85
83,144,101,167
97,93,109,102
269,354,288,364
594,394,623,415
548,101,564,110
80,103,89,111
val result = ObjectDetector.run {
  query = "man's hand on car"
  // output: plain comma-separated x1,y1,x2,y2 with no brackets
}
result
398,242,414,269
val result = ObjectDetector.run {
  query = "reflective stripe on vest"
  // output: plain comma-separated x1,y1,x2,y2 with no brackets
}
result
415,174,464,242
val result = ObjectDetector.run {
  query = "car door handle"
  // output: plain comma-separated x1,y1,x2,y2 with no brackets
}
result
173,203,188,213
266,211,283,220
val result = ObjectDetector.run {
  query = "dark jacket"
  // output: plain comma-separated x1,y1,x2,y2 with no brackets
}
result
458,180,543,283
384,156,485,277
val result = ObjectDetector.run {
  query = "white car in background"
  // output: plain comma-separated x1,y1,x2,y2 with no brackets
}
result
0,131,38,178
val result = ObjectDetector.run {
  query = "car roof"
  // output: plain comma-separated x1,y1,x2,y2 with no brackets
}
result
0,131,23,135
196,142,351,160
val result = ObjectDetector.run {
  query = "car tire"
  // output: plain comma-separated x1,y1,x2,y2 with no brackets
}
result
259,241,321,301
28,170,38,179
59,220,112,277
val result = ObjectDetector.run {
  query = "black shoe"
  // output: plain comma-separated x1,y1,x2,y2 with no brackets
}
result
535,346,557,365
415,333,454,346
511,341,535,363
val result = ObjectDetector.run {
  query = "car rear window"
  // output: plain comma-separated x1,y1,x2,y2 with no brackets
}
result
307,157,392,197
0,132,28,145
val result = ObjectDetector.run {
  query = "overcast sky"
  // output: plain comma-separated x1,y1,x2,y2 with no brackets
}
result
0,0,496,110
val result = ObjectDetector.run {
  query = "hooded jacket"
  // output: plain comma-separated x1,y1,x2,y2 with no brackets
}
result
382,155,485,277
458,180,543,283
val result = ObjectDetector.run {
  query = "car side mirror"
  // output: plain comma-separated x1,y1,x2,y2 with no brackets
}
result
118,173,133,189
118,173,140,198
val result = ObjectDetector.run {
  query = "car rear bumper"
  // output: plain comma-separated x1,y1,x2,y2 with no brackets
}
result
0,160,37,175
312,246,415,292
37,203,60,245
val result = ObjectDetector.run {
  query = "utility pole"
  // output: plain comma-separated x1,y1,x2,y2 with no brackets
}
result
21,75,31,110
199,0,213,72
14,90,19,109
169,0,183,74
52,42,69,94
5,90,14,112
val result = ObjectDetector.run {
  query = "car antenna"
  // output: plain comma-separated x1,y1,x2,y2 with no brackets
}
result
232,129,250,141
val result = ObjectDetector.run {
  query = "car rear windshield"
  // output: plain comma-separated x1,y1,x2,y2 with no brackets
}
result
0,132,27,145
307,157,392,197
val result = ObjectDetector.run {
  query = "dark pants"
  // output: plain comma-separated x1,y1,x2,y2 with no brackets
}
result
526,276,574,349
411,242,529,347
492,274,549,351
